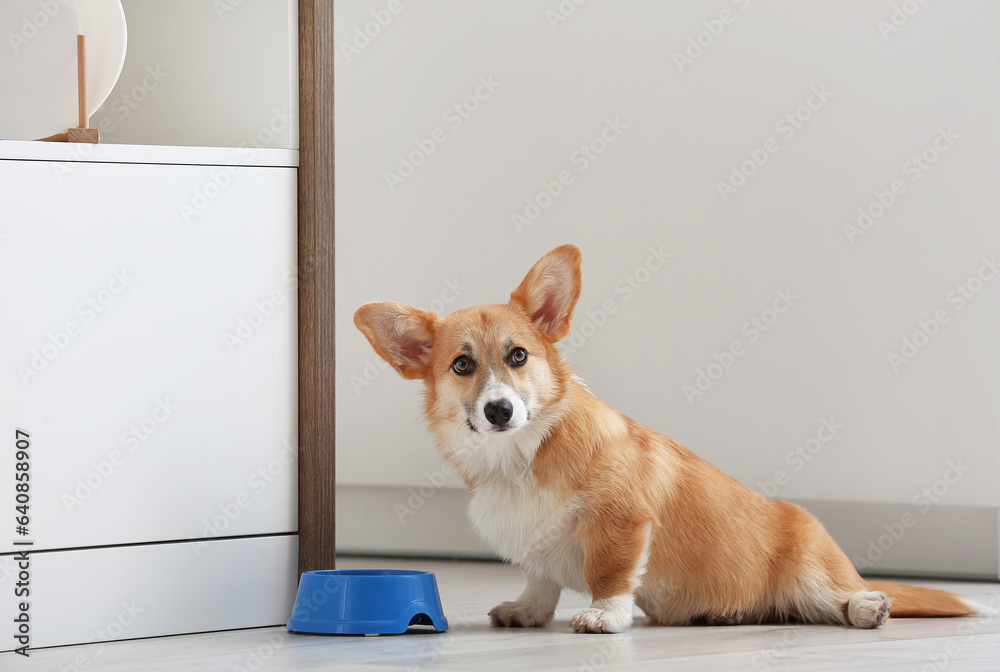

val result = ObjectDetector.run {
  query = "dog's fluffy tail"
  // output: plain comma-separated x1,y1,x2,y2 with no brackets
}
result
868,581,997,618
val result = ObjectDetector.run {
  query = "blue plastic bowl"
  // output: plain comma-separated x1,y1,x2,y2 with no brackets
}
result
286,569,449,635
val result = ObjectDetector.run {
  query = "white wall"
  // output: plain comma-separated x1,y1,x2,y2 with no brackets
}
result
335,1,999,578
90,0,297,148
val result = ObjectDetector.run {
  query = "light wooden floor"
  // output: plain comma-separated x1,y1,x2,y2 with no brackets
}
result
11,556,1000,671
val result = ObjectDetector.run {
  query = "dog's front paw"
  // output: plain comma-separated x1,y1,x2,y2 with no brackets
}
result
569,597,634,634
847,591,892,628
488,601,553,628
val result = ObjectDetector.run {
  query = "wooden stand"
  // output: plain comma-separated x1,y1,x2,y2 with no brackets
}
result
39,35,100,143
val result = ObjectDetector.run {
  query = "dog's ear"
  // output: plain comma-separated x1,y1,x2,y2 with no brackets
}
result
510,244,582,342
354,302,437,379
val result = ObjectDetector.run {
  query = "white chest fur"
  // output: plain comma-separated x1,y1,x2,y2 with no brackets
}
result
444,420,587,591
468,470,558,561
467,468,587,592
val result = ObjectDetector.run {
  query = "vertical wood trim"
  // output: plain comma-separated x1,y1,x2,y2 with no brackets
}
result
298,0,336,573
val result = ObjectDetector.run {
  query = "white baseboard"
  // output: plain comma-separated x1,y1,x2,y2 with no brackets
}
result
0,534,298,652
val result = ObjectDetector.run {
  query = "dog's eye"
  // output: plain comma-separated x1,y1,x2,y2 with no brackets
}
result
451,356,473,376
510,347,528,367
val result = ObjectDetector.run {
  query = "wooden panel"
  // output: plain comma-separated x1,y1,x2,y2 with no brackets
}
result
297,0,337,573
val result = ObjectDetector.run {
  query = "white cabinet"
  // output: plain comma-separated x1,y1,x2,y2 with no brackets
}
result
0,140,299,651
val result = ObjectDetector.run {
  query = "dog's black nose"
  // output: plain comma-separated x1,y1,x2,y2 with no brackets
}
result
484,399,514,426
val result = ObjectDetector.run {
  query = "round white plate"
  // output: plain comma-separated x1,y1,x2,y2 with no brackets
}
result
0,0,127,140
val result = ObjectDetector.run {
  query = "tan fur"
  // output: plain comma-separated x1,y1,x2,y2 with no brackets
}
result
354,244,985,631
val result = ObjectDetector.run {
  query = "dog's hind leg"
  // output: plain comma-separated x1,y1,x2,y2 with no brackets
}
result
767,501,891,628
781,547,890,628
786,580,892,628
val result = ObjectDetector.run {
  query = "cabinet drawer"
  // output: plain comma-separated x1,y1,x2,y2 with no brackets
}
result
0,157,297,552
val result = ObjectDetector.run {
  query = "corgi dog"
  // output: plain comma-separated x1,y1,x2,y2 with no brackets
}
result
354,244,990,633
